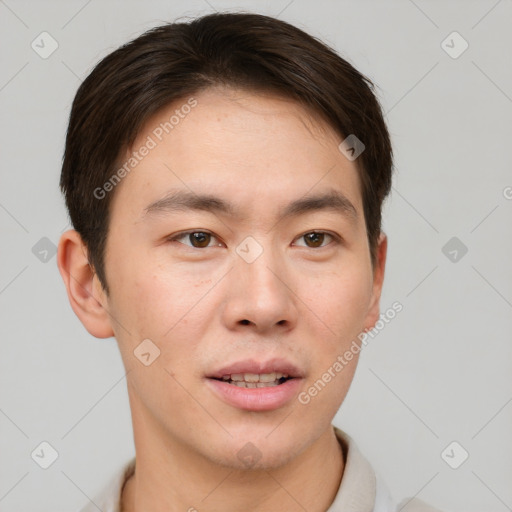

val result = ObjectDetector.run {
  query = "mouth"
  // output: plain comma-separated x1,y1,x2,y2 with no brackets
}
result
212,372,292,388
205,359,303,411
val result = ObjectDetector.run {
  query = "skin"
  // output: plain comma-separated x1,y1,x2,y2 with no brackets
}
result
58,86,387,512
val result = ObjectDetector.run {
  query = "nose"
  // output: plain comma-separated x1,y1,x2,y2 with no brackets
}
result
220,248,299,334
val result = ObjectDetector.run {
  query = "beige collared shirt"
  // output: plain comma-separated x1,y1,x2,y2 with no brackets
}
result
78,427,444,512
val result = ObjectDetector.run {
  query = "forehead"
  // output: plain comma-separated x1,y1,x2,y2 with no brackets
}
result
109,87,363,223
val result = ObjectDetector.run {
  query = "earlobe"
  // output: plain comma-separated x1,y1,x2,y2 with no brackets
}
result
57,229,114,339
362,232,388,332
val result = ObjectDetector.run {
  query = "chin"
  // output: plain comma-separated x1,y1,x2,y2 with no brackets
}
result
204,429,307,472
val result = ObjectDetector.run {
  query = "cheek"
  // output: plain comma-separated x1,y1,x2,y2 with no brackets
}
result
111,268,205,408
121,265,218,361
297,260,371,412
300,264,372,341
111,249,184,322
131,273,193,337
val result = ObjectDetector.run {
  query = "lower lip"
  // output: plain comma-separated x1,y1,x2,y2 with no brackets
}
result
206,378,302,411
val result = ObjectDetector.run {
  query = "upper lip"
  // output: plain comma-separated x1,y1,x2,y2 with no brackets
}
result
207,358,303,379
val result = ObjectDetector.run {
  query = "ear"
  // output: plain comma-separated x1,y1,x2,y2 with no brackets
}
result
362,232,388,332
57,229,114,339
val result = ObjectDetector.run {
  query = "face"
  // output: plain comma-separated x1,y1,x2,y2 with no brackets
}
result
92,87,385,469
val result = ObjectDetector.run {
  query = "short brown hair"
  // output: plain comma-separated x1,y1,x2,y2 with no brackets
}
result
60,12,393,295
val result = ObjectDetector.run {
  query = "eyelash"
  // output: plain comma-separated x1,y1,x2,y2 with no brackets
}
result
166,230,341,249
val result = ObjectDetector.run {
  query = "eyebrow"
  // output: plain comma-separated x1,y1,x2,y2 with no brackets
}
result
142,188,358,224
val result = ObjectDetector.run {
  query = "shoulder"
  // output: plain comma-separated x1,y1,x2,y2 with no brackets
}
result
332,427,447,512
396,497,447,511
77,456,135,512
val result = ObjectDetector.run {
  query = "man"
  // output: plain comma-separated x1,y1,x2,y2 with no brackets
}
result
57,12,443,512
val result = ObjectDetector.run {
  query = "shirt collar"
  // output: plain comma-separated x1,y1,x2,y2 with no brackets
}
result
327,427,378,512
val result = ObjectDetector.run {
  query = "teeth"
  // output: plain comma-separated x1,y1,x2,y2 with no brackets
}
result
217,372,291,387
233,381,279,388
228,372,287,382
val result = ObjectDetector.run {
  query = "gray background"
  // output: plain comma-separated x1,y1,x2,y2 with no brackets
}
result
1,0,511,510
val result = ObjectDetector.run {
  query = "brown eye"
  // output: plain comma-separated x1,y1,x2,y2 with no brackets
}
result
188,232,211,248
295,231,335,248
167,230,220,248
303,232,325,248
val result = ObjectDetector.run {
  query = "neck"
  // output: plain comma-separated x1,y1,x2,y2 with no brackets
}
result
122,421,344,512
